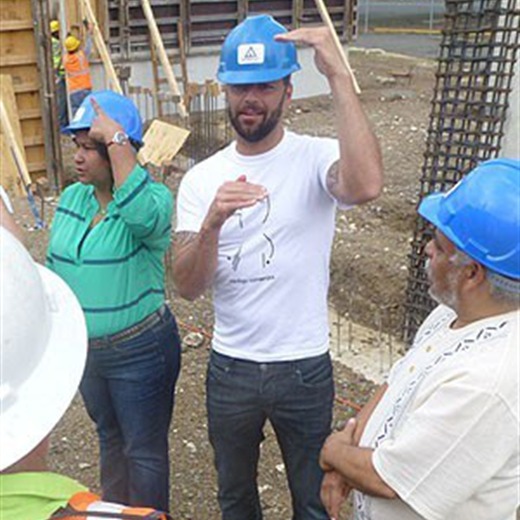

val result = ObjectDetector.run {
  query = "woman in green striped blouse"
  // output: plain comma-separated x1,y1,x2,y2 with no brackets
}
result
47,91,180,512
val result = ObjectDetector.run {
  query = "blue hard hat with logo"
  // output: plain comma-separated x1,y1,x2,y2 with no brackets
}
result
419,158,520,279
64,90,143,145
217,14,301,85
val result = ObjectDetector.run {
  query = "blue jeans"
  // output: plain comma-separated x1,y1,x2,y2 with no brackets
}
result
207,351,334,520
80,306,181,511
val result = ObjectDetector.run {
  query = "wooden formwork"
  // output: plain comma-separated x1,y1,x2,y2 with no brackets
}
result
0,0,48,185
0,0,64,192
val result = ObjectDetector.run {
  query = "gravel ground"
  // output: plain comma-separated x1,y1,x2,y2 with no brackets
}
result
14,49,436,519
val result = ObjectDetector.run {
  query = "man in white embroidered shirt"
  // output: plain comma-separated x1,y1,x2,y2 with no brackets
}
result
319,158,520,520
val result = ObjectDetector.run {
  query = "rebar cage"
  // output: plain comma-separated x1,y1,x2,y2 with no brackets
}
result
403,0,519,343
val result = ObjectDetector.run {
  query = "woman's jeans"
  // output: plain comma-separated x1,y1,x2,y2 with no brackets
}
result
80,306,181,511
207,350,334,520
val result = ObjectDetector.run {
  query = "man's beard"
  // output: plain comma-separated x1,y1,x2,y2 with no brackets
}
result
228,94,285,143
426,259,459,309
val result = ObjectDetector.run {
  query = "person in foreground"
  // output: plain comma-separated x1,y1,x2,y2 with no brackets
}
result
320,158,520,520
0,227,171,519
173,14,383,520
46,90,181,511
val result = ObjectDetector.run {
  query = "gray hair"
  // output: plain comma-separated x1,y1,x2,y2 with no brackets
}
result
450,249,520,306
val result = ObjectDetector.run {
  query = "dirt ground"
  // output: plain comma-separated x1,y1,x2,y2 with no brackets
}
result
15,49,436,519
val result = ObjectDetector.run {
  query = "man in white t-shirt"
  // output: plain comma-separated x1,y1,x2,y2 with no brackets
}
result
319,158,520,520
173,14,383,520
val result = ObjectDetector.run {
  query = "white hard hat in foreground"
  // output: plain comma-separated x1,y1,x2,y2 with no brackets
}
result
0,227,88,471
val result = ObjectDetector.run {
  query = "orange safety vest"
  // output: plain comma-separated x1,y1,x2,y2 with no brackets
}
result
49,491,172,519
63,51,92,93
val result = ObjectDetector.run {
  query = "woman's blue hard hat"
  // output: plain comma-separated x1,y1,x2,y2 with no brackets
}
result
419,158,520,279
217,14,301,85
64,90,143,145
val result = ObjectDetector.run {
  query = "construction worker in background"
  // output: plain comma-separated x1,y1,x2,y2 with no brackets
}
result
63,23,93,117
319,158,520,520
173,14,383,520
50,19,68,129
0,227,172,519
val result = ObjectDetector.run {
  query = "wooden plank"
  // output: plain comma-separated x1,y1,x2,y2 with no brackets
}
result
0,54,37,67
11,81,39,94
14,88,41,108
0,98,32,186
0,31,37,58
0,65,40,87
0,75,27,162
0,1,33,21
138,119,190,166
23,134,45,147
0,134,23,195
0,77,25,195
18,108,41,120
0,20,34,31
27,161,47,173
313,0,361,93
141,0,187,118
26,146,47,166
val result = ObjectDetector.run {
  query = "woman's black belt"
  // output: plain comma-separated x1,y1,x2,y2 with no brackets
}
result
88,305,167,348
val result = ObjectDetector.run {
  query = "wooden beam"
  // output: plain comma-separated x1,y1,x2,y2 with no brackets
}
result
23,135,45,147
18,108,41,121
0,55,37,67
141,0,187,118
0,20,34,31
0,75,25,196
0,76,26,163
237,0,249,22
149,31,163,118
80,0,123,94
177,19,189,95
11,81,40,94
27,161,47,174
292,0,303,28
313,0,361,94
0,98,32,187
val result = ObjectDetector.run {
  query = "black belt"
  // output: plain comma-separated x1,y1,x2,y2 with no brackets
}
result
89,305,167,348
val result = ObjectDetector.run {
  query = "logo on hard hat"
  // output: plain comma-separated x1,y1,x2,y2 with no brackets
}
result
238,44,265,65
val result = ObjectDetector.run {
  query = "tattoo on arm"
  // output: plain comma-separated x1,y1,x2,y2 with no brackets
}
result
326,161,352,205
326,161,340,195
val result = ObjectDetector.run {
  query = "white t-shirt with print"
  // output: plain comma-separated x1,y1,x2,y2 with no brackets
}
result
355,305,520,520
176,131,342,362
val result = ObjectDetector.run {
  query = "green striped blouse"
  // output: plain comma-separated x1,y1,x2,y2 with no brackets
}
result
46,165,173,338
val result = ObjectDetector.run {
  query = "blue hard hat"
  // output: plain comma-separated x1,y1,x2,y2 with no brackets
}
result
64,90,143,145
217,15,301,85
419,158,520,279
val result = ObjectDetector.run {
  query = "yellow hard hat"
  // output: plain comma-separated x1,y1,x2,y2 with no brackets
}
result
65,35,81,52
50,19,60,33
